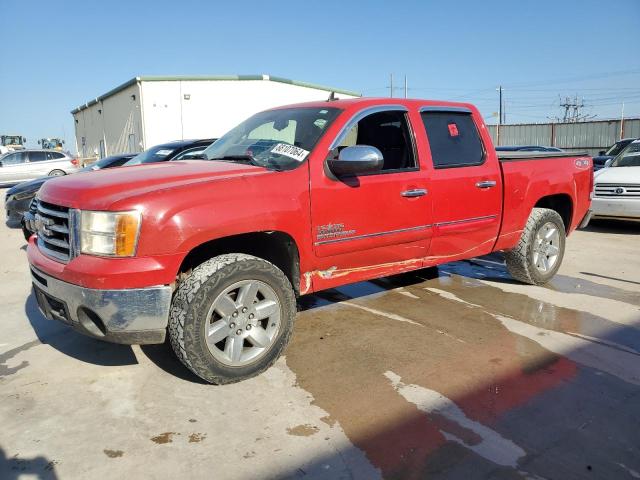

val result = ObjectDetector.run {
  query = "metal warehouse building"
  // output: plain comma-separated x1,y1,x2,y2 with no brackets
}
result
71,75,360,158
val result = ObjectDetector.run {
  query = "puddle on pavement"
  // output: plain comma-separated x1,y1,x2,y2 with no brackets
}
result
288,276,577,477
288,259,639,477
286,424,320,437
103,449,124,458
452,255,640,307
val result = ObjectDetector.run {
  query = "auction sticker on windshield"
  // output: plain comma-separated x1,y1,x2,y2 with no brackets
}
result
271,143,310,162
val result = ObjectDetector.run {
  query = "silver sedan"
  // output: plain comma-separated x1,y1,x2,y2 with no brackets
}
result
0,149,79,186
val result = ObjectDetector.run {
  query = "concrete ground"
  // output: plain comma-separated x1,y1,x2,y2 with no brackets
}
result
1,196,639,480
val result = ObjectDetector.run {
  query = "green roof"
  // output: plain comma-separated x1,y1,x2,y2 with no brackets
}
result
71,75,361,114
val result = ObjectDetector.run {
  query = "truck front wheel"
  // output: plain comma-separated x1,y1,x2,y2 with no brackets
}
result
168,254,296,384
504,208,566,285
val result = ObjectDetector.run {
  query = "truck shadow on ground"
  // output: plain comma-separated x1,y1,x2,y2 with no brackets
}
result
24,293,137,366
140,342,209,384
582,218,639,235
0,447,59,480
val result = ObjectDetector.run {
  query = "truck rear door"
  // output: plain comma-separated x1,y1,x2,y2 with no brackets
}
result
419,107,502,261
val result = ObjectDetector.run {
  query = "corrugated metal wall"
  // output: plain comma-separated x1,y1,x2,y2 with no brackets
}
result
488,118,640,156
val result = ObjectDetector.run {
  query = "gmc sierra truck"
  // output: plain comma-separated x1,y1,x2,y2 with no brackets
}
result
27,98,592,384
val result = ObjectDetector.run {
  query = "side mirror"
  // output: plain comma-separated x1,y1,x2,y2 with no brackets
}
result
327,145,384,177
604,158,613,168
598,150,605,156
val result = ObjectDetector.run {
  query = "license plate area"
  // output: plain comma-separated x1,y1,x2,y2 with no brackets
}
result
33,284,71,324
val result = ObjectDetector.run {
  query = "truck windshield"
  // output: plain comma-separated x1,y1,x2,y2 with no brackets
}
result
202,107,341,171
610,142,640,168
605,140,631,157
2,136,22,146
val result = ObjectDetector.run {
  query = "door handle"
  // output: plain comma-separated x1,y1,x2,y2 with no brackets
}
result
476,180,497,189
401,188,427,198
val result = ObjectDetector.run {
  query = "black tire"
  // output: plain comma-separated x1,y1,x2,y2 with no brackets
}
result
504,208,566,285
48,169,65,177
168,254,296,384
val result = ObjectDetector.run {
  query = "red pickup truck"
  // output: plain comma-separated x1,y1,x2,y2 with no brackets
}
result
27,98,592,384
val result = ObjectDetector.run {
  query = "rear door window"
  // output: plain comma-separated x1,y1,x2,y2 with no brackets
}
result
420,111,485,168
45,152,65,160
29,151,48,162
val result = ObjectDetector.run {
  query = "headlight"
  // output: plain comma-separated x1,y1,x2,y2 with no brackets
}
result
80,210,141,257
14,190,36,201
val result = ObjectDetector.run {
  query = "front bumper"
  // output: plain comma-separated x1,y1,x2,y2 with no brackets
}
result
591,197,640,220
30,266,172,344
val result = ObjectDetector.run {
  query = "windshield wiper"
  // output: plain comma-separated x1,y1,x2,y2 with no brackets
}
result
210,155,260,165
209,155,281,171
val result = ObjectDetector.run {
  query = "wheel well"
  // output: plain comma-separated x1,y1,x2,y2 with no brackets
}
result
534,194,573,230
178,232,301,295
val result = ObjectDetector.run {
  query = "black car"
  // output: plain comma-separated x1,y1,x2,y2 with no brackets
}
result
5,153,136,226
123,138,216,166
592,138,637,171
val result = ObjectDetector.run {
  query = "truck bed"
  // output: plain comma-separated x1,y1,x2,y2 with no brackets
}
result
497,151,589,161
494,151,593,251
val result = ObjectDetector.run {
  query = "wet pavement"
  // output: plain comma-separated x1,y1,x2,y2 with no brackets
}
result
1,202,639,479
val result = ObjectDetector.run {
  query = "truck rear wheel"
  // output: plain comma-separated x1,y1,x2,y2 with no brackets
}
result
504,208,566,285
168,253,296,384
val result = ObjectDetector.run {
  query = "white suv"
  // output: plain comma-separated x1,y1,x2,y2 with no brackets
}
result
0,150,79,186
592,140,640,221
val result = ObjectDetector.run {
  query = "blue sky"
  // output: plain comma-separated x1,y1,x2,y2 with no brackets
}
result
1,0,638,152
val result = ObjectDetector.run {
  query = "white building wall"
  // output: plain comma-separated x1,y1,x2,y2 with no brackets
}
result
140,79,357,147
74,77,358,156
72,83,143,158
101,83,143,155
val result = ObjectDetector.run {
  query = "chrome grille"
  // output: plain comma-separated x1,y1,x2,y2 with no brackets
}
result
36,200,72,262
594,184,640,198
29,197,39,215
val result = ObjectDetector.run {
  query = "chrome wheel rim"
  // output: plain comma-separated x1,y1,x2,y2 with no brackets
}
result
532,221,561,273
205,280,281,367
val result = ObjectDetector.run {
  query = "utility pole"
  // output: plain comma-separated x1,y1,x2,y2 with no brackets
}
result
557,95,593,123
497,86,503,146
620,101,625,140
389,73,394,98
404,75,408,99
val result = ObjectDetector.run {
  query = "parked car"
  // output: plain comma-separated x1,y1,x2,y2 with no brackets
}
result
0,149,79,187
592,138,637,171
123,139,215,166
12,153,135,236
19,140,214,238
26,98,591,384
587,139,640,222
495,145,564,152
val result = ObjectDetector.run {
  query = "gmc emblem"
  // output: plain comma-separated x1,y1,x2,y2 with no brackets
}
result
35,214,54,236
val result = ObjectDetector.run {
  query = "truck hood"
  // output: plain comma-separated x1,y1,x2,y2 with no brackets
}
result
38,160,271,209
594,166,640,184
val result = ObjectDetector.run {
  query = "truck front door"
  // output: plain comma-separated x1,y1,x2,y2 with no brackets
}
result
419,107,502,262
309,106,432,286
